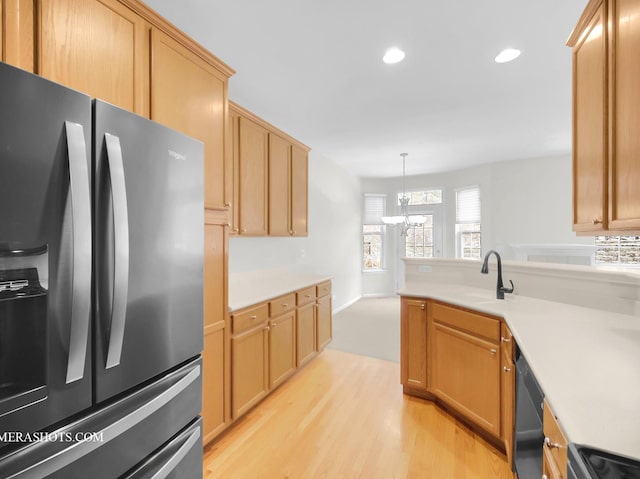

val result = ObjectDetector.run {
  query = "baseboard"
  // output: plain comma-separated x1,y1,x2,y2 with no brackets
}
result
332,295,361,315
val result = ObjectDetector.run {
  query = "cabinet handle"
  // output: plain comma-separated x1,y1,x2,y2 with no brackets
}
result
282,303,288,308
544,437,562,449
305,294,311,298
489,349,497,354
250,315,257,320
503,366,511,372
501,336,511,343
592,218,603,225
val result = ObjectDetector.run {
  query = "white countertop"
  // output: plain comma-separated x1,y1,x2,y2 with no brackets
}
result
398,283,640,461
228,269,332,312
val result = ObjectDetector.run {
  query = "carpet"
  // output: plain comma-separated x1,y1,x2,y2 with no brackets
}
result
326,296,401,363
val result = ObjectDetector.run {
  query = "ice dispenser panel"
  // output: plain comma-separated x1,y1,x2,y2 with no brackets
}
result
0,247,48,416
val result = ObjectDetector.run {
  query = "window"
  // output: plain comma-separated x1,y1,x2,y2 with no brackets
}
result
396,189,442,206
363,194,385,270
405,215,434,257
595,236,640,265
456,187,481,259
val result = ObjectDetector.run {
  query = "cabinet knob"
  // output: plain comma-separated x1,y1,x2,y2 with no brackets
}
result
501,336,511,343
225,202,231,207
233,228,239,233
250,315,257,320
544,437,562,449
489,348,497,354
241,228,247,233
503,366,511,372
225,222,231,227
542,475,548,479
264,325,270,332
420,303,425,310
592,218,603,225
270,322,276,328
282,303,288,308
289,230,294,235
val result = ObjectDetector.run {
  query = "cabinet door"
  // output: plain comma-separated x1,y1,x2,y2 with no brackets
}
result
291,144,308,236
231,325,268,419
268,311,296,389
609,0,640,230
238,117,269,235
296,302,316,367
316,295,332,351
572,2,608,232
430,322,501,437
151,29,229,210
269,133,293,236
39,0,148,115
203,322,227,443
269,133,291,236
203,219,229,443
400,298,428,391
501,350,515,466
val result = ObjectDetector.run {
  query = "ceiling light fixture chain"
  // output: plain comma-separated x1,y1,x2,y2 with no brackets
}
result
381,153,426,236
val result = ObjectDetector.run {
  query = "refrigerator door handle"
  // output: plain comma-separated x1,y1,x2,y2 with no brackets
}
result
64,121,92,384
104,133,130,369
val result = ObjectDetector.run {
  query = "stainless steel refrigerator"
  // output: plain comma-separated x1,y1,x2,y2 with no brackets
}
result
0,62,204,478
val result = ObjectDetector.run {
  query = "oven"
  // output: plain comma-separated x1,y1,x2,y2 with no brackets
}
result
514,346,545,479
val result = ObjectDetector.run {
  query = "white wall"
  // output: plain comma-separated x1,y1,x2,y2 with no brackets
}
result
361,155,593,296
229,151,362,311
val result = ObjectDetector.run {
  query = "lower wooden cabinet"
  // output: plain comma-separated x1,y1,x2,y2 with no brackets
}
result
230,281,332,427
297,303,316,367
543,399,568,479
268,310,296,389
316,293,332,351
202,321,228,442
400,298,428,391
401,296,515,460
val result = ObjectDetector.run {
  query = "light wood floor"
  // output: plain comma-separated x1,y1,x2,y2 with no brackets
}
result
203,349,513,479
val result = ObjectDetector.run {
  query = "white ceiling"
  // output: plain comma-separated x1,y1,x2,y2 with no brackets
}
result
144,0,588,178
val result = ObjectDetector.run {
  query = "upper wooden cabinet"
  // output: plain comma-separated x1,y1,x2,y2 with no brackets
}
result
569,0,640,234
38,0,149,115
230,101,310,237
150,28,231,210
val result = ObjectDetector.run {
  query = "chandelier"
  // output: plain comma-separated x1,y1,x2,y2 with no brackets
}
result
381,153,426,236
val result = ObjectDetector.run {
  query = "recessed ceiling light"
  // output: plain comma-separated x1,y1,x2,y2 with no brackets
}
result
383,48,405,64
494,48,521,63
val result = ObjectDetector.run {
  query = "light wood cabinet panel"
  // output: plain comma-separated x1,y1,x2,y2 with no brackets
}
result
569,0,640,233
609,0,640,230
316,295,332,351
231,323,268,419
268,311,296,389
296,302,315,367
430,322,501,438
151,28,229,210
38,0,148,115
204,222,226,330
500,323,515,466
203,322,227,443
400,298,428,391
3,0,36,71
291,144,308,236
268,133,291,236
572,1,608,233
238,116,269,235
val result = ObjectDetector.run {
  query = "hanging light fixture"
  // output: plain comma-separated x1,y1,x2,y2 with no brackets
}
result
381,153,426,236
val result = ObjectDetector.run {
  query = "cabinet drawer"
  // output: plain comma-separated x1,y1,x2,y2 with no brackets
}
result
232,303,269,335
297,286,316,306
269,293,296,317
316,281,331,298
543,399,568,478
431,302,500,342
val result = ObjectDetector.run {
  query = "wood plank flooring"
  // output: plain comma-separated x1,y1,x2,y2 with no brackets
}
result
203,349,513,479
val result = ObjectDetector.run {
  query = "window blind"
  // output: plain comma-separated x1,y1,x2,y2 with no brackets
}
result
363,194,386,225
456,187,481,223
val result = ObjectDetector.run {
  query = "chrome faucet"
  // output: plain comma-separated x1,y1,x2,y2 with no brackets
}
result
480,250,514,300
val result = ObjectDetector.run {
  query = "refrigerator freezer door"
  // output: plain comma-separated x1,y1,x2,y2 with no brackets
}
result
0,62,92,449
93,100,204,402
0,358,202,479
